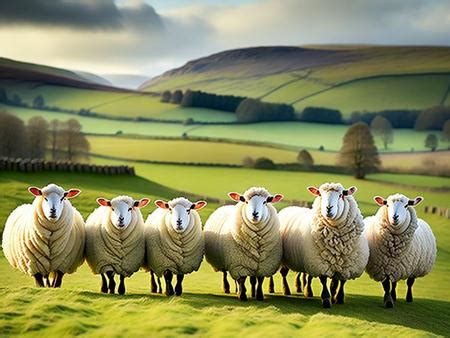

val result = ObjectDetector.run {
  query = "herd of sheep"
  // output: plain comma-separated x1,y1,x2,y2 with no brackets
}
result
2,183,436,308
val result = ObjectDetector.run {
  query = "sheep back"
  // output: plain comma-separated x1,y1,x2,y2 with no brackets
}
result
85,206,145,277
144,208,204,277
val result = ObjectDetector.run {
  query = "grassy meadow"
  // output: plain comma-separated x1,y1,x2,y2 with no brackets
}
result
0,170,449,336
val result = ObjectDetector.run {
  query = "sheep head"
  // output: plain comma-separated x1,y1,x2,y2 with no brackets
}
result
155,197,206,233
97,196,150,229
308,183,357,221
28,184,80,222
374,193,422,228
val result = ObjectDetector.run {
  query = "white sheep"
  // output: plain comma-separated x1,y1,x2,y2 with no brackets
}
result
2,184,85,287
144,197,207,296
364,194,437,308
204,187,283,301
85,195,149,295
277,183,368,308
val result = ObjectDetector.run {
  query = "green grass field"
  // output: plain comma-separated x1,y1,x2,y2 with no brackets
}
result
0,169,449,336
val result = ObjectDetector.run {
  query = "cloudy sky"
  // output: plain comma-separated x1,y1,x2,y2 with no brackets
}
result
1,0,449,79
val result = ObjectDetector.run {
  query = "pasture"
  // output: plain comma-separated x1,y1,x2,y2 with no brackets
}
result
0,170,449,336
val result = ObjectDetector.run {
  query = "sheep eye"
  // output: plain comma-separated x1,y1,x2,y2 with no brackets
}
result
128,207,132,211
44,197,48,201
263,201,267,204
111,208,115,211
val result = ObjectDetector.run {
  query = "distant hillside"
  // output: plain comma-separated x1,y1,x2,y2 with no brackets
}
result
141,45,450,114
102,74,150,89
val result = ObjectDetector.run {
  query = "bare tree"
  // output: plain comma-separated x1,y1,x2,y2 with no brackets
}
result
338,122,380,179
49,119,61,160
0,110,26,157
59,118,90,161
370,115,393,150
26,116,49,159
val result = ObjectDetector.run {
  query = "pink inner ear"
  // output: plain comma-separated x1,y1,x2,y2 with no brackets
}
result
347,186,357,195
66,189,81,198
271,194,283,203
228,192,241,202
307,187,320,196
374,196,385,206
137,198,150,208
194,201,207,210
97,198,110,207
28,187,42,196
155,200,168,209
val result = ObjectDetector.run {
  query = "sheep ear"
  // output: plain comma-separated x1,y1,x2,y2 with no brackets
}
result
97,198,111,207
374,196,386,206
344,186,357,196
269,194,283,203
193,201,207,210
228,192,243,202
65,189,81,199
28,187,42,196
134,198,150,208
408,196,423,207
307,186,320,196
155,200,169,209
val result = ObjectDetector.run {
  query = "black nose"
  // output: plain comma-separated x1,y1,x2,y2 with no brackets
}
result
118,216,124,222
177,218,182,226
326,205,333,216
252,211,259,218
50,207,56,217
393,214,399,223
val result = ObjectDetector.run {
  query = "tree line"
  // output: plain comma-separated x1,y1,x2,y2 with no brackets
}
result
0,110,90,161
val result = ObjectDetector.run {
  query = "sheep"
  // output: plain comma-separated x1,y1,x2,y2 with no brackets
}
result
144,197,207,296
204,187,283,301
2,184,85,287
85,195,149,295
364,194,437,308
277,183,368,308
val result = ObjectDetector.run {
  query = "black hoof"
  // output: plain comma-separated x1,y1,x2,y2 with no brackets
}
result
256,295,264,301
284,289,291,296
239,294,248,301
224,289,230,294
385,300,394,308
101,286,108,293
322,299,331,308
406,297,413,303
118,288,125,295
336,298,344,305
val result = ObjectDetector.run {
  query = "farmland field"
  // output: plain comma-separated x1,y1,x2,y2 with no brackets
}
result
0,170,449,336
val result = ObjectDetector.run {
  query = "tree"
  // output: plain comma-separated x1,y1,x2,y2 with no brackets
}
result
338,122,380,179
425,134,438,151
33,95,45,109
370,116,393,150
171,90,183,104
297,149,314,168
0,110,26,157
442,120,450,149
160,90,171,103
26,116,49,159
242,156,254,168
254,157,276,170
180,89,194,107
415,105,450,130
301,107,342,124
59,119,90,161
49,119,61,160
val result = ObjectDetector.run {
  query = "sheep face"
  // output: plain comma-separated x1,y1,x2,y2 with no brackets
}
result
374,194,423,228
28,184,80,222
155,198,207,233
229,191,283,225
308,183,356,221
97,196,150,229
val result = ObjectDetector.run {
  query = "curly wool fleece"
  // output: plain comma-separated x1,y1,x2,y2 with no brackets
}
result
85,196,145,277
144,198,204,277
364,206,436,282
2,185,85,276
280,184,368,280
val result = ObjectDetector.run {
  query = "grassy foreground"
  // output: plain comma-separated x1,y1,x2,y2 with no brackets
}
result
0,170,449,336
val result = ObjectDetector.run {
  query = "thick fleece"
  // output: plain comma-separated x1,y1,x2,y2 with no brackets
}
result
204,187,282,279
2,185,85,276
364,206,436,282
280,184,368,280
144,198,204,277
85,196,145,277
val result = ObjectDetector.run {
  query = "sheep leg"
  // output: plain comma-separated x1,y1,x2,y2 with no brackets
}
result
280,266,291,296
223,271,230,294
336,280,346,304
175,274,184,296
250,276,257,298
302,273,307,290
319,276,331,308
237,277,248,301
382,278,393,308
256,277,264,301
235,279,238,293
330,278,339,304
304,275,314,298
391,281,397,302
164,270,174,296
268,276,275,294
53,270,64,288
106,271,116,294
157,277,162,294
118,275,125,295
101,273,108,293
406,277,415,303
295,273,302,293
34,273,45,287
44,275,51,288
150,271,158,293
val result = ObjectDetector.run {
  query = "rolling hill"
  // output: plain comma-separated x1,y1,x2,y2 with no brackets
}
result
141,45,450,115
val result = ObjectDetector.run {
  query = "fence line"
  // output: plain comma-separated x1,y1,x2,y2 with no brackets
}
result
423,205,450,219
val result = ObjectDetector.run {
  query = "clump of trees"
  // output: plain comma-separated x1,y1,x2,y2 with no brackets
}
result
350,110,419,128
370,116,393,150
338,122,380,179
181,90,245,112
425,134,438,151
297,149,314,168
235,98,295,123
0,110,90,161
415,105,450,131
300,107,342,124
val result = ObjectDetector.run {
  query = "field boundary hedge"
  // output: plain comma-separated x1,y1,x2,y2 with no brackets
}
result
0,157,135,175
